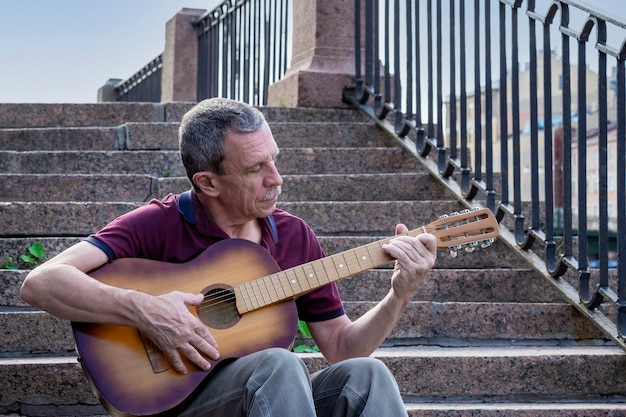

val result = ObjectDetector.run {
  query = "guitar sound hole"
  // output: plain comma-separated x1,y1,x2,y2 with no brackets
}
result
197,285,240,329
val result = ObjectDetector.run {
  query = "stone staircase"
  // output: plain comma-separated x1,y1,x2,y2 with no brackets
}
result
1,102,625,416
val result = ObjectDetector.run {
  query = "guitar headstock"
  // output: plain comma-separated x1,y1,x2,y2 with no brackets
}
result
427,208,499,257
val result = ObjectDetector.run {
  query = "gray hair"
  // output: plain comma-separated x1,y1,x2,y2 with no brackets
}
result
179,98,266,188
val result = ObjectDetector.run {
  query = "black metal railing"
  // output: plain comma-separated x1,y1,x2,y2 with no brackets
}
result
194,0,291,105
114,54,163,102
346,0,626,349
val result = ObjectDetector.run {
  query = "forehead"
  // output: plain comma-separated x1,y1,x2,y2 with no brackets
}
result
224,123,278,165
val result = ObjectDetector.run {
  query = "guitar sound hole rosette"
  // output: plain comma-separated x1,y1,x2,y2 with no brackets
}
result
197,284,241,329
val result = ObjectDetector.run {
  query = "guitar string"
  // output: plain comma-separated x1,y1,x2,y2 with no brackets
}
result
195,218,495,316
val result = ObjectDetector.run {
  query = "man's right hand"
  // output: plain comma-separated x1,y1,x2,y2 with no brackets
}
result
136,291,220,374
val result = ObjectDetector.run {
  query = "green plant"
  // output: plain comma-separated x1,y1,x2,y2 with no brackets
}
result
293,320,320,353
1,255,17,270
1,242,46,270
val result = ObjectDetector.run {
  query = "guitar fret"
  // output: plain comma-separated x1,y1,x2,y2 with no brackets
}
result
283,269,298,297
355,245,373,270
268,276,280,303
340,252,353,275
270,272,289,300
300,263,317,291
247,281,262,309
329,254,347,281
372,241,394,265
309,260,324,287
364,244,376,268
241,282,257,310
310,260,326,289
324,257,339,283
259,276,274,305
293,266,307,293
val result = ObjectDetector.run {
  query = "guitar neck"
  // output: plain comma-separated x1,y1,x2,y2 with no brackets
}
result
234,229,420,314
234,207,498,314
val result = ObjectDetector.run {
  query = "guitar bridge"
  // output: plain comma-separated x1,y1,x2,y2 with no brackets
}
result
138,330,169,373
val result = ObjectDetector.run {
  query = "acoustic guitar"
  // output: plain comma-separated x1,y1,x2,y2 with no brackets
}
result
72,207,499,417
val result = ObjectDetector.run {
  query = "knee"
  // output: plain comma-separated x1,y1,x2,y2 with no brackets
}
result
258,347,309,376
341,357,397,385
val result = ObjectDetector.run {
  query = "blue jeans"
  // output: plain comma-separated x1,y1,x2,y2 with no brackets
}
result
179,347,408,417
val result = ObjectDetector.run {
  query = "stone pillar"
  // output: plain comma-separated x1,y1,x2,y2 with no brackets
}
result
161,8,206,102
97,78,122,102
267,0,357,108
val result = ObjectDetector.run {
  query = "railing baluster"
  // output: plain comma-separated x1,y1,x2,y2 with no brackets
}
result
527,2,540,250
498,1,510,215
483,0,496,211
617,57,626,336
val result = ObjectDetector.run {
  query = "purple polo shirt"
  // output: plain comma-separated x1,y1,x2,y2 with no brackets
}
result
86,191,345,322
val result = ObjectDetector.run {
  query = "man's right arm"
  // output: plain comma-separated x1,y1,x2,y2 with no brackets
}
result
20,241,130,323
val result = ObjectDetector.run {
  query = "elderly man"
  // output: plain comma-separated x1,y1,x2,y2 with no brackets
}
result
21,98,437,417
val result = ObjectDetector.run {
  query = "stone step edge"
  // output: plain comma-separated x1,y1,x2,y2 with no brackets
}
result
4,344,619,365
0,103,369,128
405,402,626,411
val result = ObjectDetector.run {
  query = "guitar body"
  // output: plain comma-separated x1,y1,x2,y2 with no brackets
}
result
72,239,299,417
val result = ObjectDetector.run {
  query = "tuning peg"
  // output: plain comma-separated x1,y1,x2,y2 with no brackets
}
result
449,244,462,257
480,238,495,248
438,213,449,220
459,209,470,214
464,241,478,252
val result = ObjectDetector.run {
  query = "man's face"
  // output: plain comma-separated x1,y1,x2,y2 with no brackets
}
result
215,122,283,222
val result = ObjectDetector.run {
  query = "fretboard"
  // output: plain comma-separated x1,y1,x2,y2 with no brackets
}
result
234,228,424,314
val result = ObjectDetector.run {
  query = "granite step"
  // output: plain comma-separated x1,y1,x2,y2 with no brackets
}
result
0,231,523,271
0,147,421,176
0,174,157,202
6,402,626,417
0,300,604,357
405,402,626,417
307,345,626,401
0,103,369,129
0,121,385,152
0,127,123,151
2,345,625,416
0,267,563,311
156,172,452,201
1,234,510,264
0,103,165,129
0,200,489,238
121,121,389,150
0,172,451,203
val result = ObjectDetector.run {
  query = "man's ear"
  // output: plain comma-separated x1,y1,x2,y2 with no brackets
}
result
192,171,220,197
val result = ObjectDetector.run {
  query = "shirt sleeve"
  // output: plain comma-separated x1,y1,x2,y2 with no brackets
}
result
85,197,173,260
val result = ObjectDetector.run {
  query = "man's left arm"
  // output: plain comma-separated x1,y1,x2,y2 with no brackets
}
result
307,224,437,363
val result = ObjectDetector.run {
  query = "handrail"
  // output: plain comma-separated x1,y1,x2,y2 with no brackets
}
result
104,0,291,104
346,0,626,349
115,54,163,103
194,0,291,105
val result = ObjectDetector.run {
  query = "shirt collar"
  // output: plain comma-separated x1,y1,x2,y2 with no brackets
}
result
177,189,278,245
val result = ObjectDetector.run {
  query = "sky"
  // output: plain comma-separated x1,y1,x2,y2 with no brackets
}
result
0,0,220,103
1,0,625,104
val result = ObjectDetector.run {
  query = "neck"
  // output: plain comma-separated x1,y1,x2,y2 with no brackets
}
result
197,193,263,244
